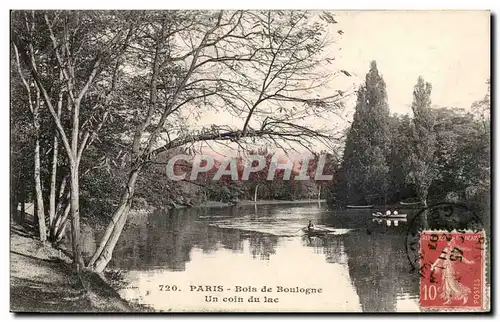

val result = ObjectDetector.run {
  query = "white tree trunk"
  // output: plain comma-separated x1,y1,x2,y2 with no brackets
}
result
88,169,139,272
48,137,58,230
19,186,26,223
92,205,130,273
69,164,84,271
34,131,46,242
48,93,63,231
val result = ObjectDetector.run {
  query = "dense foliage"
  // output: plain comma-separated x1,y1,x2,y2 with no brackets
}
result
333,63,490,209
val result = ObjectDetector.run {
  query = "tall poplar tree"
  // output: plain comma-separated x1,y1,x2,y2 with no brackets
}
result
337,61,391,205
406,76,437,207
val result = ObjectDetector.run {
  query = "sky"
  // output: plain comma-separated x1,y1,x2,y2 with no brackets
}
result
192,10,491,156
333,10,490,115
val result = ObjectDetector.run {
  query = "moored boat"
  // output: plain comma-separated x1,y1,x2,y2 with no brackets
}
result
387,213,407,219
346,205,374,209
372,212,408,219
399,201,422,206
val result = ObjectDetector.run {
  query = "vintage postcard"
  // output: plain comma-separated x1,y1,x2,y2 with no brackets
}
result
10,10,490,313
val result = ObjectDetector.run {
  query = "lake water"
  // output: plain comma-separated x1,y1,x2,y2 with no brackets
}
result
82,203,426,312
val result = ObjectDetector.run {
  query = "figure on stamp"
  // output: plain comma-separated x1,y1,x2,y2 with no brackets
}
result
430,238,475,305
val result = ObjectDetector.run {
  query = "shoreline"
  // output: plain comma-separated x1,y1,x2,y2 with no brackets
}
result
10,219,147,313
169,199,327,209
10,199,327,312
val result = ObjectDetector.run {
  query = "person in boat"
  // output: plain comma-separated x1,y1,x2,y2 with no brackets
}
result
307,220,314,233
386,210,391,217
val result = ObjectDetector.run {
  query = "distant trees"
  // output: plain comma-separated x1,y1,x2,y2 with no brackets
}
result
332,68,490,210
337,61,391,205
245,148,273,203
469,79,491,208
193,149,335,202
431,107,490,207
306,152,338,200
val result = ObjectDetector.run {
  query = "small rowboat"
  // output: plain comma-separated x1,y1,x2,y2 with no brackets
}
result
346,205,374,209
302,227,334,236
372,212,408,219
389,214,408,219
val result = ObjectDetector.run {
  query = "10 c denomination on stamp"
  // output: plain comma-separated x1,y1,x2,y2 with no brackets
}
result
419,231,486,310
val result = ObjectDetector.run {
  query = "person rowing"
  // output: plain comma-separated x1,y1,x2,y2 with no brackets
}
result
307,220,314,233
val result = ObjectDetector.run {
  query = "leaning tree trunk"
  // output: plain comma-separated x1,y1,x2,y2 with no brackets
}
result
54,201,71,242
50,176,68,239
52,189,71,242
88,168,140,273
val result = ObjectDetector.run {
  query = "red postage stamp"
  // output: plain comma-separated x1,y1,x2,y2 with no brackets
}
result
419,230,486,310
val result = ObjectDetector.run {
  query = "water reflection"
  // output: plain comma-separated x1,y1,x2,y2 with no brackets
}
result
342,231,419,312
84,203,422,312
249,233,278,260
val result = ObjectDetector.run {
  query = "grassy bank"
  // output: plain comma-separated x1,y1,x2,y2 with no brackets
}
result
10,220,135,313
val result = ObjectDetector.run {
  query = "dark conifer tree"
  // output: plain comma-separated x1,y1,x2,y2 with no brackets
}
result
335,61,391,205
